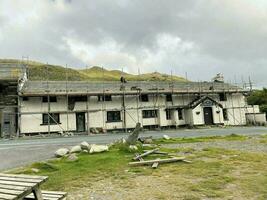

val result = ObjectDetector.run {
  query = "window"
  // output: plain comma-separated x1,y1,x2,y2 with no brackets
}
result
98,95,112,101
219,93,227,101
107,111,121,122
178,108,184,120
223,109,229,121
22,97,29,101
142,110,158,118
69,96,87,102
166,109,171,120
166,94,172,102
140,94,149,102
42,96,57,102
42,113,60,125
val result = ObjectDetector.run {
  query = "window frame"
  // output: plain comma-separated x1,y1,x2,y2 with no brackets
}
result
42,96,57,103
177,108,184,120
223,108,229,121
219,93,227,101
107,111,121,122
142,110,158,118
42,113,60,125
165,109,172,120
98,95,112,102
140,94,149,102
166,94,172,102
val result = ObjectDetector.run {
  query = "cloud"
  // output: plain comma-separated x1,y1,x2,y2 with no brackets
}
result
0,0,267,87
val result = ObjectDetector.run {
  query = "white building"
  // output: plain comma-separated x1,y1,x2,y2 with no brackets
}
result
15,80,265,135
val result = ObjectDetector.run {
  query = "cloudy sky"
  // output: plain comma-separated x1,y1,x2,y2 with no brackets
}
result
0,0,267,87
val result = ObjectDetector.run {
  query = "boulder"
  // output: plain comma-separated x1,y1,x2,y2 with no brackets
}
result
143,138,153,144
129,145,138,151
70,145,82,153
89,144,109,154
163,135,171,140
126,123,141,145
67,153,78,162
55,148,69,157
80,141,90,150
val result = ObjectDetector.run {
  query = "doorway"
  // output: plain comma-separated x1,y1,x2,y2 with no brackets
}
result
76,112,85,132
203,107,213,125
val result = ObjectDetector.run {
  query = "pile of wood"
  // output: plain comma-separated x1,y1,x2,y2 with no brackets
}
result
129,148,190,169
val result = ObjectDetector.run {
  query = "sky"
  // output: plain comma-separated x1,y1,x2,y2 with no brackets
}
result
0,0,267,87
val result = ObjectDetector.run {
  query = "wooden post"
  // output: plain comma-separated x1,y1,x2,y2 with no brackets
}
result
33,188,44,200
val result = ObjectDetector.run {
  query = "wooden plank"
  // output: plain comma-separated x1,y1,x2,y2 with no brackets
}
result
25,191,67,200
33,188,43,200
129,157,186,166
0,193,17,200
152,162,159,169
0,184,29,191
0,188,23,196
0,177,44,184
0,180,36,187
133,148,159,161
0,174,47,180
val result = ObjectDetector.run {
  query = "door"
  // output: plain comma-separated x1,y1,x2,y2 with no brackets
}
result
76,112,86,132
203,107,213,125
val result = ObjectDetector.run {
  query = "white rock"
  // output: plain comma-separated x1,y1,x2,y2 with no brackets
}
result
89,144,109,154
80,141,90,150
31,168,40,173
55,148,69,157
129,145,138,151
163,135,171,140
70,145,82,153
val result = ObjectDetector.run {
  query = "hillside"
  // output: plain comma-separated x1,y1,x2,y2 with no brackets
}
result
0,59,188,82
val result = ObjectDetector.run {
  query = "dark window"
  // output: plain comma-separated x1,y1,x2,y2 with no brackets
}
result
42,96,57,102
166,109,171,120
178,108,184,120
223,109,229,121
107,111,121,122
42,113,60,125
140,94,149,102
22,97,29,101
219,93,227,101
142,110,158,118
166,94,172,102
98,95,112,101
69,96,87,102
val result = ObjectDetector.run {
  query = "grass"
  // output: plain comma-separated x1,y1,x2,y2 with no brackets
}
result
9,136,267,199
0,59,187,82
154,133,247,144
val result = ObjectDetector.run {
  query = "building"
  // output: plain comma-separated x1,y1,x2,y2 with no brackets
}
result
0,64,265,137
17,80,265,135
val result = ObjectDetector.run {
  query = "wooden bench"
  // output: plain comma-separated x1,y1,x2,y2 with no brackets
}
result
0,173,67,200
25,191,67,200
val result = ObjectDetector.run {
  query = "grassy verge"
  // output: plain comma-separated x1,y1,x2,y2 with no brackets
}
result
10,136,267,199
154,133,247,144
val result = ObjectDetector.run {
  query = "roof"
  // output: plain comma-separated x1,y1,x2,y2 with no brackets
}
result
19,80,248,96
187,96,223,109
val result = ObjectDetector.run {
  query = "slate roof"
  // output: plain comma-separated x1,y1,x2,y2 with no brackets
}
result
20,80,247,96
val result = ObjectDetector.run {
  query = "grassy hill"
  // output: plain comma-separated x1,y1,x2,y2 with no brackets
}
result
0,59,188,82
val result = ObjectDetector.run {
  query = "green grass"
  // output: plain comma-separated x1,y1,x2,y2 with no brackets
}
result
154,133,247,144
0,59,188,82
9,137,267,199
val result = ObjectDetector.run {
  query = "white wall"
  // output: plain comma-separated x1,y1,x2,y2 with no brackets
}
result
19,92,253,133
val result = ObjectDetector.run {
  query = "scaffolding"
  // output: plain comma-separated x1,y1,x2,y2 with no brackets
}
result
0,61,261,137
